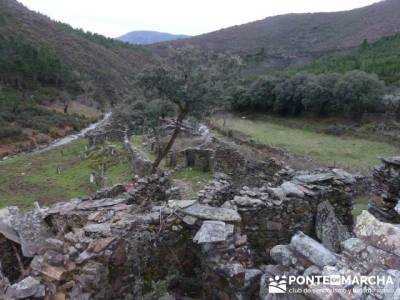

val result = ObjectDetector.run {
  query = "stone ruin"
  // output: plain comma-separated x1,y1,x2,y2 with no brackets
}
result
85,123,125,148
260,210,400,300
1,155,400,299
123,133,153,178
369,157,400,223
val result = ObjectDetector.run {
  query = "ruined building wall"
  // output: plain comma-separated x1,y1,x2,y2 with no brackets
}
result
195,169,358,263
369,157,400,223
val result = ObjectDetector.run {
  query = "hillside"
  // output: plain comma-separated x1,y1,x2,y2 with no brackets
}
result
0,0,157,157
118,30,189,45
0,0,156,104
290,33,400,84
151,0,400,71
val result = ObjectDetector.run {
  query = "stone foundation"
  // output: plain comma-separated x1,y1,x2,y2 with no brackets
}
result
369,157,400,223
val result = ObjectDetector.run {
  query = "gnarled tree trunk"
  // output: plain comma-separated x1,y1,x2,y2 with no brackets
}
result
151,111,187,173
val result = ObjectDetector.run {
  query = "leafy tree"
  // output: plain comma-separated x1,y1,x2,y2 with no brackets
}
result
334,71,385,120
248,75,281,111
138,47,242,172
273,73,313,116
302,73,340,115
0,34,73,89
230,85,252,111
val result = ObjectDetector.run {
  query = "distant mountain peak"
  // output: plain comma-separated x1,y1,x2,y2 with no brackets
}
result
117,30,190,45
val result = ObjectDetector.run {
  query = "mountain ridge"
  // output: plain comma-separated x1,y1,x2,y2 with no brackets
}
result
0,0,157,104
118,30,189,45
150,0,400,71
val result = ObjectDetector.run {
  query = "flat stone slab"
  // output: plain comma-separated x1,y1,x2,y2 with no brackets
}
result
0,207,20,244
77,198,128,210
280,182,305,198
83,223,112,236
11,210,53,257
382,156,400,167
291,232,338,267
31,256,66,281
183,204,241,222
233,196,265,207
194,221,227,244
294,173,334,184
168,200,197,209
332,169,357,184
6,276,45,299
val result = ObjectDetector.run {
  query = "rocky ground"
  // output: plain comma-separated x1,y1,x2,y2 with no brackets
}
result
0,120,399,300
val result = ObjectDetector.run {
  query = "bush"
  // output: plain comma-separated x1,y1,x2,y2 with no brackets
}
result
273,73,313,116
334,71,385,120
248,76,281,111
302,73,340,115
0,125,22,139
228,70,386,119
48,126,63,138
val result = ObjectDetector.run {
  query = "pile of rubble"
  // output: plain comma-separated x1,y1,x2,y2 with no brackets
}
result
369,157,400,223
197,173,235,206
85,124,125,148
2,152,400,299
261,210,400,299
0,178,260,299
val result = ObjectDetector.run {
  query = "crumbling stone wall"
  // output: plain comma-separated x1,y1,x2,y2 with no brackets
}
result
260,211,400,300
369,156,400,223
192,168,358,263
168,148,214,172
2,154,393,300
213,145,282,188
0,175,257,299
124,135,153,177
230,169,357,262
197,173,236,207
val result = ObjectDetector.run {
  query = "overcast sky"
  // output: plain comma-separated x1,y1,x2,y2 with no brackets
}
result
19,0,380,37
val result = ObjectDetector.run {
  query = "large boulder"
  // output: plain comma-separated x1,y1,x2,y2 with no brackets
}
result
315,201,352,252
290,232,338,267
6,276,45,299
355,210,400,256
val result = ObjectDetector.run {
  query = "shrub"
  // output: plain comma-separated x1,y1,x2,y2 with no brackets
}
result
0,125,22,139
273,73,313,116
48,127,63,139
248,76,281,111
334,71,385,120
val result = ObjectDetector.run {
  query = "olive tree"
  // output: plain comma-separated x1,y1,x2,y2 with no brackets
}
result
248,75,281,111
273,73,314,116
334,71,385,120
302,73,340,115
138,47,242,172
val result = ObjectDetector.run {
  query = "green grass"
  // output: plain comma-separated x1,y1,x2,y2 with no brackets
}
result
131,135,157,161
173,168,213,199
173,168,212,185
212,115,399,172
0,139,131,208
353,195,369,217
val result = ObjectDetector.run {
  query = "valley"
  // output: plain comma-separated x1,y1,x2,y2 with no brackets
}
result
0,0,400,299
